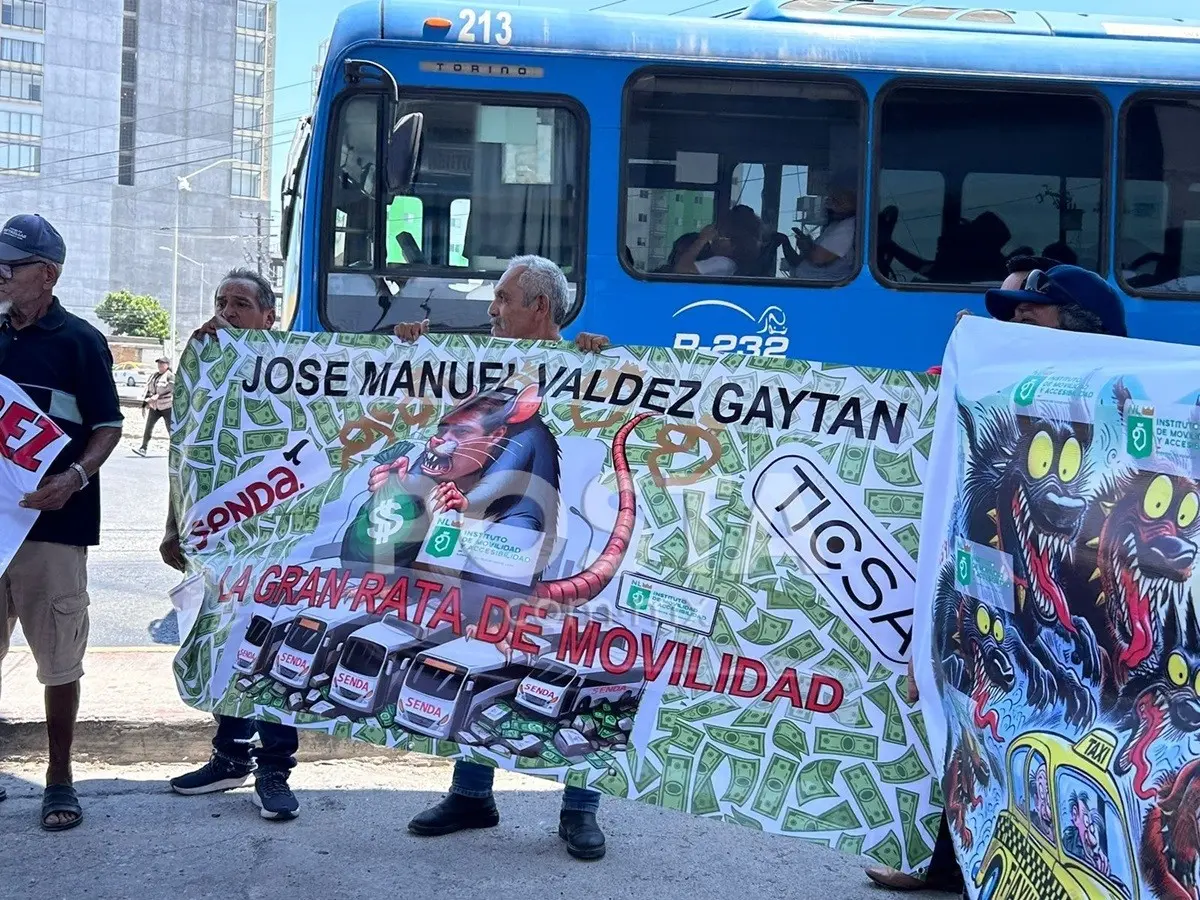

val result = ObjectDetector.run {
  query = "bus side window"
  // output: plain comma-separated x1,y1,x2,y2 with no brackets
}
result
622,72,865,283
876,85,1106,288
1120,96,1200,297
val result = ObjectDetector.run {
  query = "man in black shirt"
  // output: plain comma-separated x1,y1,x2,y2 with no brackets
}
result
0,214,123,830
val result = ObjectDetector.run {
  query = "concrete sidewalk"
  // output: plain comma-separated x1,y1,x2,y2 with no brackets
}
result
0,760,931,900
0,649,406,763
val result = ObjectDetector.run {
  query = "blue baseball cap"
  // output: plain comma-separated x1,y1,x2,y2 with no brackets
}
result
0,214,66,265
985,265,1127,337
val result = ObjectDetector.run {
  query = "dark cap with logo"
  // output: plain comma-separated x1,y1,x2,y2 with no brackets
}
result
0,214,66,265
985,265,1127,337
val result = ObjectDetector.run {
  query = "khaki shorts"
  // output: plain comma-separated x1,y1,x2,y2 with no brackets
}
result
0,541,90,691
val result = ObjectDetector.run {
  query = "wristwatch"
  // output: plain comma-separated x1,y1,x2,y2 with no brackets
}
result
69,462,89,490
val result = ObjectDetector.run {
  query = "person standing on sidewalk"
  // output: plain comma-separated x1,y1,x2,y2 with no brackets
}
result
159,268,302,822
869,263,1127,894
133,357,173,457
392,255,612,861
0,214,123,829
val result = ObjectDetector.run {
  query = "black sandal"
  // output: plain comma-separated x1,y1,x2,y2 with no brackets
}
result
41,784,83,832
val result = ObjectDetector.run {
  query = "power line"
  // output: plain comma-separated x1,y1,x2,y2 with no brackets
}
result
30,77,314,150
24,107,312,182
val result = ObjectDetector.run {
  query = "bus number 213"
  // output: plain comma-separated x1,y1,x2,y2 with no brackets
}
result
674,334,790,357
458,9,513,45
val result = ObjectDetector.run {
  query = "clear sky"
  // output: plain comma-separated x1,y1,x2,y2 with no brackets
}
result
268,0,1195,245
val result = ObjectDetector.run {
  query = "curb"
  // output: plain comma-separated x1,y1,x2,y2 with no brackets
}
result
1,647,451,766
0,720,453,766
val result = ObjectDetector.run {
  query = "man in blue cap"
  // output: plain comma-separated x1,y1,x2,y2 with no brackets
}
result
983,263,1128,337
0,214,123,830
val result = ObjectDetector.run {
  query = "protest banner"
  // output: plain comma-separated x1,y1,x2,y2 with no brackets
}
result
172,329,942,870
913,315,1200,900
0,373,69,575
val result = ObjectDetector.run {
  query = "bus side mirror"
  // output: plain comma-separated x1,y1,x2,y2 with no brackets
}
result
466,679,476,692
384,111,424,196
335,642,344,655
385,660,394,676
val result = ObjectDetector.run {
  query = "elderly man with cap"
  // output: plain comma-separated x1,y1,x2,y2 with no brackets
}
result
869,262,1127,895
134,356,174,457
0,214,123,829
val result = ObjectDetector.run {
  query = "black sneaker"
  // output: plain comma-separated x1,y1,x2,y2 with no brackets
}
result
252,770,299,821
558,809,606,860
169,757,252,795
407,793,500,836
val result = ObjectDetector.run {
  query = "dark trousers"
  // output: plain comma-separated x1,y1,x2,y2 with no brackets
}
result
141,406,171,449
213,714,298,774
926,813,965,889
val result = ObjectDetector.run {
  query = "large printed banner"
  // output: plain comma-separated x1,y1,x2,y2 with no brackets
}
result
914,316,1200,900
172,330,943,869
0,374,68,575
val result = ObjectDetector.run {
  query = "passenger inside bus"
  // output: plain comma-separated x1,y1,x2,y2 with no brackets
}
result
777,180,857,280
885,211,1012,284
671,205,765,276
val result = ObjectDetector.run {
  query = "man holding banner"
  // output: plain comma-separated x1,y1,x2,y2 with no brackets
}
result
869,263,1127,894
393,254,614,861
161,269,306,822
0,214,123,830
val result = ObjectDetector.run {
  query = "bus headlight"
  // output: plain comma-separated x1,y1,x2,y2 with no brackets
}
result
439,714,451,726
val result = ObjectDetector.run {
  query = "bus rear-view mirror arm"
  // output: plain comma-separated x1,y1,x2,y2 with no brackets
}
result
342,58,424,196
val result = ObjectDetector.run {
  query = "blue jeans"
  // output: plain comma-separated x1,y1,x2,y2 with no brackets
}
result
213,714,298,774
450,760,600,813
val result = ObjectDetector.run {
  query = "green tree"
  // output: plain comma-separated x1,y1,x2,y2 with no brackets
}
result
95,290,170,340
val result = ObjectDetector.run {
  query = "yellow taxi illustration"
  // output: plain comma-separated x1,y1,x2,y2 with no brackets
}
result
973,728,1138,900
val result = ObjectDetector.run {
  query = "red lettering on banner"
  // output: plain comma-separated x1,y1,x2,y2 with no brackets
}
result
475,596,511,644
510,604,546,655
293,567,322,607
598,626,636,675
412,579,442,625
376,576,409,617
0,397,58,472
186,466,303,551
763,668,805,708
681,646,714,692
713,653,735,694
253,566,282,604
225,567,251,604
558,616,600,666
276,565,305,604
641,634,679,682
806,674,844,713
314,569,351,609
729,658,768,697
350,572,387,614
427,587,462,635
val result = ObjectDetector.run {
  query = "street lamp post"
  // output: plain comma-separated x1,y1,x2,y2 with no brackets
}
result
169,158,240,359
159,247,207,335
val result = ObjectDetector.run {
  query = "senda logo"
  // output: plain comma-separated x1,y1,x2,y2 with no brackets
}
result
672,299,789,357
748,452,915,663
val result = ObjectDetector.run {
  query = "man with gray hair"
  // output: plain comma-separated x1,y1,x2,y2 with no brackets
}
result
161,268,301,822
394,255,611,860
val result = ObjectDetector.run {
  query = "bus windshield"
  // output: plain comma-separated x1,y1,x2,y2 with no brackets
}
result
323,92,584,333
409,661,465,701
244,617,271,648
340,638,387,677
285,618,325,654
531,661,576,688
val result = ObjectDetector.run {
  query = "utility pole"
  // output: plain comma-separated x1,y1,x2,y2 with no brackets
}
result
240,211,267,275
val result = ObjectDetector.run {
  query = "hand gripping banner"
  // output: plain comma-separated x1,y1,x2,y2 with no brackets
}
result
913,315,1200,900
172,329,942,870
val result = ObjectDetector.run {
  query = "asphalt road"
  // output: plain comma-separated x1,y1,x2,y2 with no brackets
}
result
11,433,182,650
0,760,948,900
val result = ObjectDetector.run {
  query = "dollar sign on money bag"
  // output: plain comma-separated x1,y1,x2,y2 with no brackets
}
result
341,457,428,568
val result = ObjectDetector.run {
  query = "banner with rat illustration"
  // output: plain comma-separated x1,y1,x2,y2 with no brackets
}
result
913,315,1200,900
171,328,942,869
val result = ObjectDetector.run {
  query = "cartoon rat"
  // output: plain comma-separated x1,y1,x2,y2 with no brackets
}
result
343,382,646,608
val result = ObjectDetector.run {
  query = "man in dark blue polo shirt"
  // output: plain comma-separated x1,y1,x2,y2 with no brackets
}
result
0,214,123,831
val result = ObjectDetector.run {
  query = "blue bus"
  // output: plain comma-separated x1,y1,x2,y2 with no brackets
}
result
279,0,1200,370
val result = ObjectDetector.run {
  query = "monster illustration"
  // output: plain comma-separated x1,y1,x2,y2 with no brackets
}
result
934,563,1016,742
958,401,1100,726
342,382,645,607
1070,465,1200,691
944,724,991,851
1114,602,1200,800
1141,757,1200,900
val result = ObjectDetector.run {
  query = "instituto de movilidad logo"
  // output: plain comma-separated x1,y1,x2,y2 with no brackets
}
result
1126,407,1155,460
1013,374,1046,407
626,583,652,612
956,546,973,587
425,523,461,559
